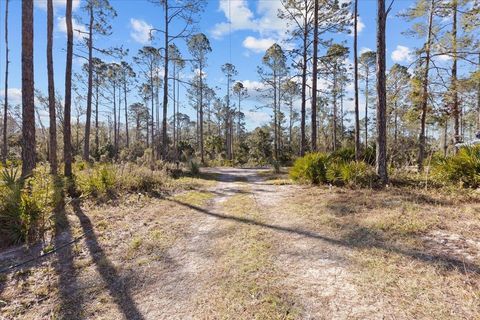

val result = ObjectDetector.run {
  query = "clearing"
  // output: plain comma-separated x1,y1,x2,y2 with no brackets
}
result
1,167,479,319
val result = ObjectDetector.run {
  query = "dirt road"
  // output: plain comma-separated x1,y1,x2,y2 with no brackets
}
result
1,167,478,319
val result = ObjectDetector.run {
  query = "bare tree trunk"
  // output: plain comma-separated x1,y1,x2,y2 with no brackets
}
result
47,0,57,174
365,70,369,150
477,53,480,130
64,0,73,178
83,4,94,161
443,120,448,157
353,0,360,160
199,62,204,163
124,76,129,148
418,0,434,171
172,64,176,150
376,0,388,185
95,73,99,157
300,3,307,156
333,63,338,151
2,0,9,164
274,70,278,161
162,1,169,160
311,0,319,152
113,81,117,156
22,0,35,178
451,0,460,148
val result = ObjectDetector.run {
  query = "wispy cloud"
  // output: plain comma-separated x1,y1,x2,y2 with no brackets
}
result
35,0,81,12
130,18,153,45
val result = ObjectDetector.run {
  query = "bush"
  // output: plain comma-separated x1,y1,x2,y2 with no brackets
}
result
431,145,480,188
327,161,375,187
290,153,375,186
0,165,58,246
75,163,116,198
290,153,330,184
116,163,170,194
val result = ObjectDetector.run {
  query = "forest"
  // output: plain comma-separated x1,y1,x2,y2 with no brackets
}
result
0,0,479,319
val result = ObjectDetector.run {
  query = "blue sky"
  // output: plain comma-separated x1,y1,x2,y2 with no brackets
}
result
0,0,455,129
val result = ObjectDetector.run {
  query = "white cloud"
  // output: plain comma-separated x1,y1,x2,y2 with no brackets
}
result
130,18,153,45
349,16,365,36
56,16,87,39
35,0,81,12
391,45,412,63
242,36,275,53
0,88,22,106
211,0,257,39
211,0,290,53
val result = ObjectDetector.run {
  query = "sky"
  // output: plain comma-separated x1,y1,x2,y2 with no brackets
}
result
0,0,461,130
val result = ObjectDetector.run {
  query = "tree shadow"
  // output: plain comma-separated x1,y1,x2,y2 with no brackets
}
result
168,198,480,276
54,195,84,320
71,200,145,320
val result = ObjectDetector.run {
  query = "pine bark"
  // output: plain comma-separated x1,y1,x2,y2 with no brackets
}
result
64,0,73,177
353,0,360,160
21,0,36,178
3,0,9,164
376,0,388,185
311,0,319,151
83,4,94,161
47,0,57,174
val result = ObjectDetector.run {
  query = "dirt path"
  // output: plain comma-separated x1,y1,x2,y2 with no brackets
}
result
4,167,476,319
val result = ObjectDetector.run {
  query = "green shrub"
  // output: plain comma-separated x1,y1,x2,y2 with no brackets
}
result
0,165,57,246
116,163,169,194
75,163,116,197
290,153,329,184
330,147,355,162
290,153,375,186
327,161,375,187
431,145,480,188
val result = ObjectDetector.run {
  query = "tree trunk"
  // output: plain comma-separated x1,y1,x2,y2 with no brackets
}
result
274,71,278,161
451,0,459,148
124,75,129,148
3,0,9,164
300,3,307,156
200,63,204,163
365,69,369,150
477,53,480,130
47,0,57,174
333,63,338,151
311,0,319,152
95,73,99,157
83,4,94,161
22,0,35,178
376,0,388,185
162,1,169,160
353,0,360,160
173,63,176,150
64,0,73,178
113,81,117,156
417,0,434,171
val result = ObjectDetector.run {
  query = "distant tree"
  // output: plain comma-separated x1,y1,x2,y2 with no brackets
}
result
233,81,248,142
22,0,35,178
79,0,116,161
258,44,288,162
359,50,376,149
320,43,349,151
188,33,212,163
221,63,237,160
353,0,360,160
149,0,206,160
119,61,135,148
281,80,299,149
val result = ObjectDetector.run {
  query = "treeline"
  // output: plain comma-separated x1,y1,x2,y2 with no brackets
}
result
1,0,480,186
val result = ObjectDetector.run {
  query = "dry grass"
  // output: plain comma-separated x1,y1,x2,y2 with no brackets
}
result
275,184,480,319
197,188,298,319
